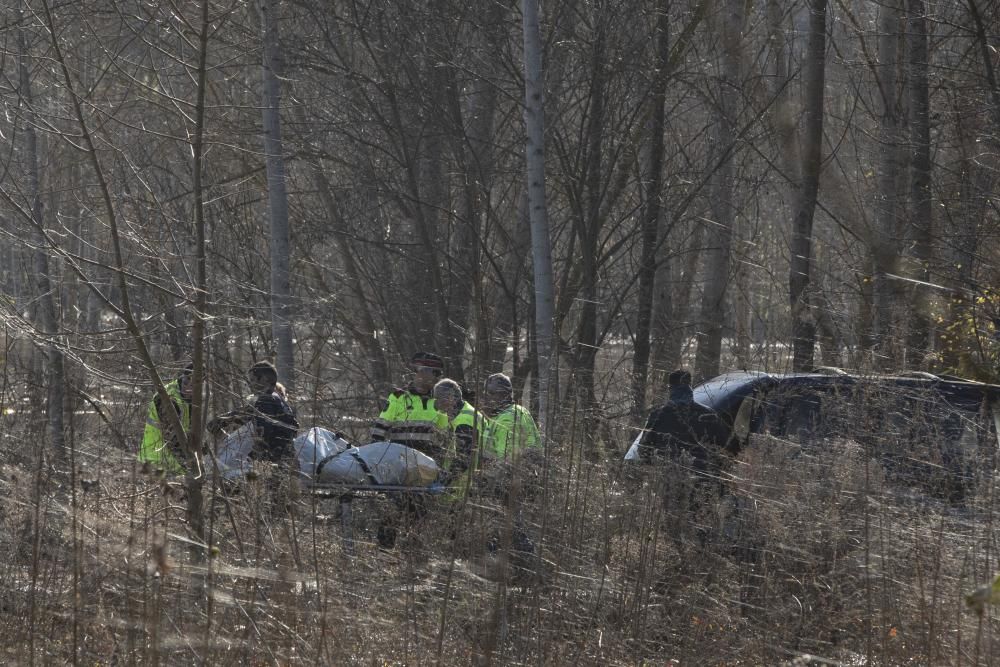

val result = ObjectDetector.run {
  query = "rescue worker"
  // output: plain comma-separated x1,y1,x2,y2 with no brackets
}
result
138,363,193,474
432,378,486,487
480,372,540,460
370,352,450,548
370,351,449,460
478,372,541,569
207,361,300,466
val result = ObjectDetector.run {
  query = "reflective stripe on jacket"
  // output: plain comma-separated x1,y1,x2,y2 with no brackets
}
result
371,390,449,460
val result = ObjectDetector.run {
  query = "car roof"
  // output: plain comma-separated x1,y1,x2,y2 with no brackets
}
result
693,369,1000,413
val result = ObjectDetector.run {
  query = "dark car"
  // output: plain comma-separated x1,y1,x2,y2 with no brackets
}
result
689,369,1000,500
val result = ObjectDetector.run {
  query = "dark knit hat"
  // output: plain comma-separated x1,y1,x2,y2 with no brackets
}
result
667,369,692,387
410,351,444,370
485,372,513,394
248,360,278,384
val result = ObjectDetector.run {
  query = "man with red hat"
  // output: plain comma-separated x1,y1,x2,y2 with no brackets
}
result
370,351,449,461
369,352,451,549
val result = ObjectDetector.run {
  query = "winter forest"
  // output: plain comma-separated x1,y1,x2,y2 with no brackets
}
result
2,0,1000,663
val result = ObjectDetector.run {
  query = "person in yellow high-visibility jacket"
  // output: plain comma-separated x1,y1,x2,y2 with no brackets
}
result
138,365,193,474
479,372,540,565
370,352,450,549
433,378,486,494
371,352,450,460
481,373,540,461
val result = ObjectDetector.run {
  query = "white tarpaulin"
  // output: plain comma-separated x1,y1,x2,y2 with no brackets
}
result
315,441,441,487
295,427,351,480
213,422,255,480
211,427,439,488
624,432,643,461
212,425,351,481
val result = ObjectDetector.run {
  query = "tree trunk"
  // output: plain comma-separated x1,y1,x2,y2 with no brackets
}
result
523,0,555,437
571,4,608,437
260,0,295,388
906,0,933,360
872,0,902,367
695,0,741,382
632,0,670,418
789,0,827,371
186,0,214,548
442,4,502,384
652,223,703,384
18,20,66,458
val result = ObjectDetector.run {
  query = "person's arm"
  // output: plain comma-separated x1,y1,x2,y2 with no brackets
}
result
636,409,661,462
370,394,396,443
206,404,252,435
451,424,476,473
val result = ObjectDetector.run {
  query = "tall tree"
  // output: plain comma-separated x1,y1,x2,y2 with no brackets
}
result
523,0,554,436
871,0,903,365
17,9,66,457
789,0,828,371
695,0,742,381
905,0,933,359
260,0,295,388
632,0,670,417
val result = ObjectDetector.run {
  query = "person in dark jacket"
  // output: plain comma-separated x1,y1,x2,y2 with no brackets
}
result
637,369,724,470
207,361,299,464
637,369,729,545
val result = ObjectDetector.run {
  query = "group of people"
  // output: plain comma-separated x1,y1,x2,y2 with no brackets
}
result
139,360,300,476
139,354,729,552
138,352,541,491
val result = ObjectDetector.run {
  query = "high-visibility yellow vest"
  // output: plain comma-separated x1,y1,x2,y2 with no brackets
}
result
482,403,539,460
442,401,488,499
138,380,190,474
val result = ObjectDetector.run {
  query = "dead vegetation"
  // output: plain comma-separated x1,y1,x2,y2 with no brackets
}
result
0,402,999,665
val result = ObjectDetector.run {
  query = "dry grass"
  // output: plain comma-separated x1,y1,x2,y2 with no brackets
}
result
1,406,999,665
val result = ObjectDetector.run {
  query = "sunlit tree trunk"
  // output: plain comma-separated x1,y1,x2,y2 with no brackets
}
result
18,17,65,457
872,0,902,366
260,0,295,388
523,0,554,436
906,0,933,361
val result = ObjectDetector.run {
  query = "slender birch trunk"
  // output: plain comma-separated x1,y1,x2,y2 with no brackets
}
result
523,0,554,437
260,0,295,389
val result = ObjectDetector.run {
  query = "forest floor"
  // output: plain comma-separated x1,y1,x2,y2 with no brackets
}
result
0,416,999,665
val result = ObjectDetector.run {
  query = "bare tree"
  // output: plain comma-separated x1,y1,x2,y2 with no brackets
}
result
260,0,296,388
523,0,554,435
632,0,671,416
695,0,742,381
16,10,66,457
789,0,828,371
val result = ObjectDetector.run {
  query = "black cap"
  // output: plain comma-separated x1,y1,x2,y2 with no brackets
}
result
667,369,691,387
410,351,444,370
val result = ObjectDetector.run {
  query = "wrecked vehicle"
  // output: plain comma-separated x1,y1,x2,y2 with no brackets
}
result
691,369,1000,500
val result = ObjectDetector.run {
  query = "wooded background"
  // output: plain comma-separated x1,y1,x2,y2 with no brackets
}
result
2,2,1000,664
2,0,999,446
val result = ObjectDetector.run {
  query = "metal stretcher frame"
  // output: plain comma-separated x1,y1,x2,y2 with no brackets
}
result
306,482,446,554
